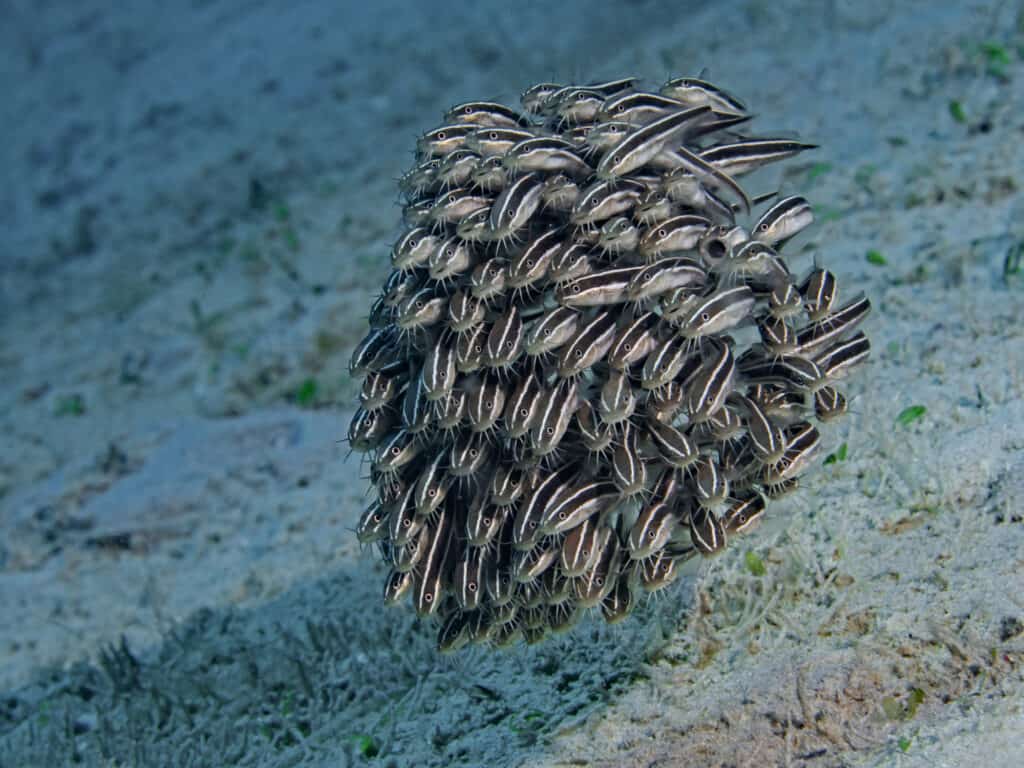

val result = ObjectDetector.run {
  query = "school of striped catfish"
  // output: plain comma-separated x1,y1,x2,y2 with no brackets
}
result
347,76,871,652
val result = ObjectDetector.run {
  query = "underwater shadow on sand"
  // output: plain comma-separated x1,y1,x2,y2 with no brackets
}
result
0,545,691,768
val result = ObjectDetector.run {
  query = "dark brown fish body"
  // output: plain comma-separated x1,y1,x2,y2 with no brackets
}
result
348,406,394,453
413,507,455,615
575,528,622,607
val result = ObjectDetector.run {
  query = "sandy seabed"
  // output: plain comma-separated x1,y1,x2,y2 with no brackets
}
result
1,1,1022,766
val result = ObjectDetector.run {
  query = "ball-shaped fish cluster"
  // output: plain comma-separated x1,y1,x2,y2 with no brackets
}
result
347,76,871,652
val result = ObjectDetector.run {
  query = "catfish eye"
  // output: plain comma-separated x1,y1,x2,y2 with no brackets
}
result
424,592,433,602
436,132,447,140
616,105,625,112
408,239,418,248
464,106,473,114
574,349,583,358
623,343,632,352
391,446,401,456
468,582,478,592
658,229,667,238
612,155,621,164
700,312,710,322
489,131,498,140
469,448,479,458
572,284,581,293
